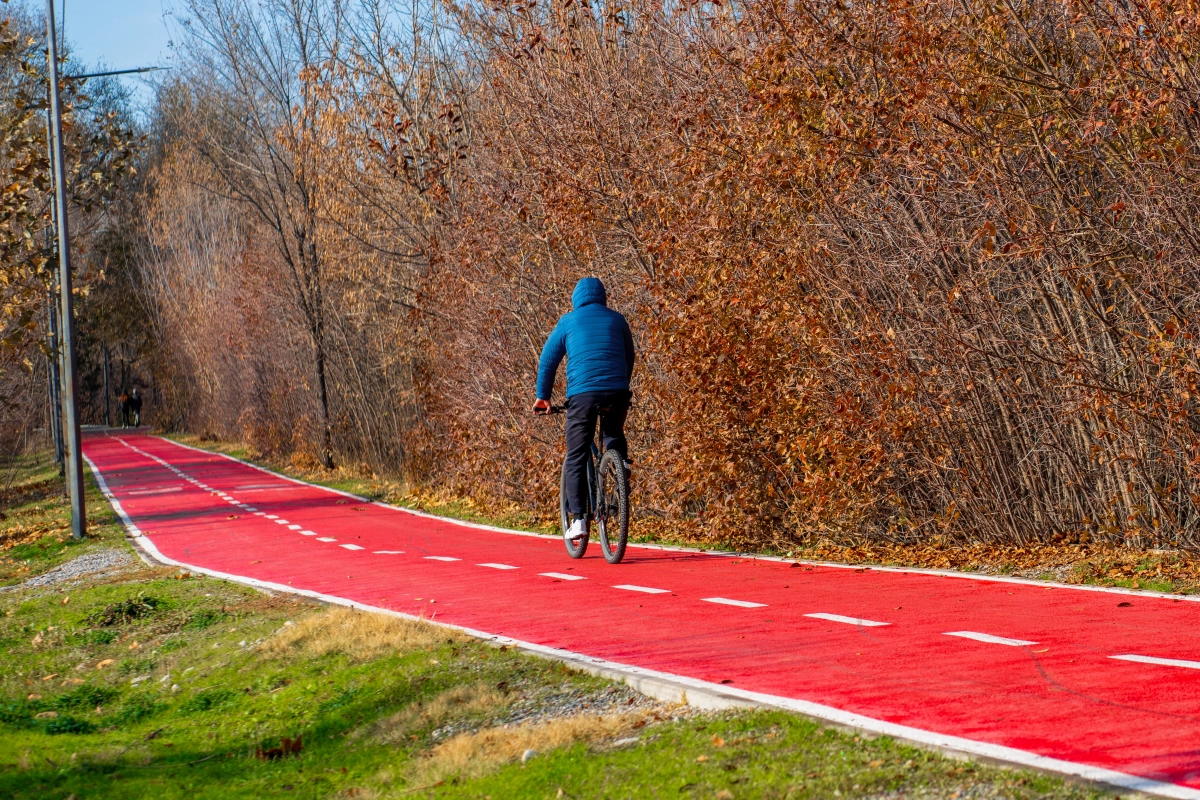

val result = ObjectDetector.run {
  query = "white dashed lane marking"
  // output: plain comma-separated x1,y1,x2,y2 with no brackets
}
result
805,613,891,627
340,544,364,551
265,514,279,520
425,556,461,562
1110,654,1200,670
274,519,290,525
478,563,518,570
287,524,302,530
316,537,336,542
613,584,670,594
374,550,404,554
299,531,317,536
245,507,258,512
704,597,767,608
540,572,585,581
945,631,1037,647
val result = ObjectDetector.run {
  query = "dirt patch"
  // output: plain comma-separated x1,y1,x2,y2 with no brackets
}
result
259,606,462,662
365,682,508,744
416,712,645,782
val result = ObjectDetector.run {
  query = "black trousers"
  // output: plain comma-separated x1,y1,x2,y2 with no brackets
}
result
564,390,631,518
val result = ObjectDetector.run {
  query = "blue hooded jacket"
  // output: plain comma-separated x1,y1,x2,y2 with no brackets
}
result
536,277,635,400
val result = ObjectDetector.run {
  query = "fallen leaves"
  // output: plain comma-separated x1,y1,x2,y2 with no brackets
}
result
255,735,303,760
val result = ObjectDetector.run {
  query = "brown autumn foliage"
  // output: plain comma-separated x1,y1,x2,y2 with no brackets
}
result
133,0,1200,552
0,8,139,461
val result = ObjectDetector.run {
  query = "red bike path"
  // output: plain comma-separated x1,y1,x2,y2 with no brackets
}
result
82,431,1200,798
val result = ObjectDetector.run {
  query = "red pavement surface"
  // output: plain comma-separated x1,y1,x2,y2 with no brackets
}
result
83,431,1200,797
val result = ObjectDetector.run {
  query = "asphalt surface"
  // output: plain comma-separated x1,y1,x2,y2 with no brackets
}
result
83,431,1200,798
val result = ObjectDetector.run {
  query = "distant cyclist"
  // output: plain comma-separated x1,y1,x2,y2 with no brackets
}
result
129,388,143,427
533,277,635,543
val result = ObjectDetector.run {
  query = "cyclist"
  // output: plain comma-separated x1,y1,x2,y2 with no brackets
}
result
534,277,635,543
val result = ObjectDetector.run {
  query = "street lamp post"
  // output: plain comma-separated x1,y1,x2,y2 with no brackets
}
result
45,0,84,539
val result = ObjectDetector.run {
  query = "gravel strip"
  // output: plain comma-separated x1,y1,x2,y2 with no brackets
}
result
1,548,133,592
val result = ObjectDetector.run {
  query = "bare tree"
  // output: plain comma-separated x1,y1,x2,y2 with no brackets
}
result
172,0,343,466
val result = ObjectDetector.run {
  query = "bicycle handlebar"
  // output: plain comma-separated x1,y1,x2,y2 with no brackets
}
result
534,405,567,416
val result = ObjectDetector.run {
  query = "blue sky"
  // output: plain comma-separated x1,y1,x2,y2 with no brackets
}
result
32,0,176,108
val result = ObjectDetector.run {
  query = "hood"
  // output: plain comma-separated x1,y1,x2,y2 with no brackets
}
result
572,277,607,310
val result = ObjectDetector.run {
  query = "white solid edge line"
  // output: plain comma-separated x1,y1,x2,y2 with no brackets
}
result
478,563,519,570
704,597,767,608
945,631,1038,647
80,451,1200,800
540,572,586,581
805,613,890,627
613,584,670,594
1111,654,1200,670
150,435,1200,604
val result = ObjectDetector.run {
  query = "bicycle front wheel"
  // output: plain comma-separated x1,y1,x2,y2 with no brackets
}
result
596,450,629,564
561,455,589,559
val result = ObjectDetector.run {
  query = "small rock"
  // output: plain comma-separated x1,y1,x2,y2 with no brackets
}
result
131,675,150,685
239,640,247,647
171,684,181,693
26,693,41,701
35,711,58,719
521,748,537,763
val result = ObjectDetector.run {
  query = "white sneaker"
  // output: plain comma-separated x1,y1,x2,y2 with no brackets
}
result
565,518,587,541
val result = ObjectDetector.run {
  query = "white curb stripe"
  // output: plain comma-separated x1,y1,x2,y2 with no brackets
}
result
704,597,767,608
805,613,890,627
1111,654,1200,670
945,631,1037,647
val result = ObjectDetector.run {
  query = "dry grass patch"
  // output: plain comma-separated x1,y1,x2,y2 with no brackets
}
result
414,712,644,783
365,682,507,744
259,607,459,662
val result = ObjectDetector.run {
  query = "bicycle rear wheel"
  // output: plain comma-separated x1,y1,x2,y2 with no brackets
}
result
596,450,629,564
561,454,589,558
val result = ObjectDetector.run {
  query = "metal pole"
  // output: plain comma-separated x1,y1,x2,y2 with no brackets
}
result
46,287,64,464
46,0,85,539
103,345,111,427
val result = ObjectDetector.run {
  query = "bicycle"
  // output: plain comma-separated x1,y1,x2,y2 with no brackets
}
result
537,403,629,564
